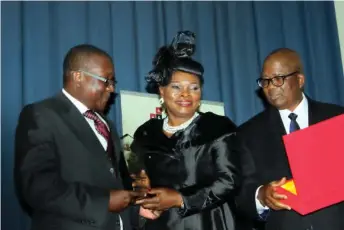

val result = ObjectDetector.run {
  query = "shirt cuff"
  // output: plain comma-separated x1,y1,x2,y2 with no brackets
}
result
255,185,269,214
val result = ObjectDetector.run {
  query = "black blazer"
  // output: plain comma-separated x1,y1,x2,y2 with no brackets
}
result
237,97,344,230
14,92,138,230
131,112,240,230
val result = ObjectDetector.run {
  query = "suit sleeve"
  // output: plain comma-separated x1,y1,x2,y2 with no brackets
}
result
15,105,110,227
178,133,241,217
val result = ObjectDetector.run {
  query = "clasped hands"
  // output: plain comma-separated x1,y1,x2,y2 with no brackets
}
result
258,177,291,211
130,170,184,218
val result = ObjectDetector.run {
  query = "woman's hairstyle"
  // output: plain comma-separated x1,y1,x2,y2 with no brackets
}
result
145,31,204,94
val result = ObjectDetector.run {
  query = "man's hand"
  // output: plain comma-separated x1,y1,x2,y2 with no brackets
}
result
135,188,183,211
131,170,151,191
139,207,162,220
258,177,291,211
108,190,146,212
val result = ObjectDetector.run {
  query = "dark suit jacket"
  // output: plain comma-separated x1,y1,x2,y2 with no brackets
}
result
14,92,139,230
237,97,344,230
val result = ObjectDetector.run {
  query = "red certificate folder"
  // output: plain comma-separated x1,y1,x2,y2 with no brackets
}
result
275,114,344,215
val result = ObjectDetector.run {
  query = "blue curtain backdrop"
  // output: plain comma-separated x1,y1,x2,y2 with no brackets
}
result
2,1,344,230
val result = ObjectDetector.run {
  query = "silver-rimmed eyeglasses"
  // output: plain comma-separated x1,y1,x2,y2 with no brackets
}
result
78,70,117,87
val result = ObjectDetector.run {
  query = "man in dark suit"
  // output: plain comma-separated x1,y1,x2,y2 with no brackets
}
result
237,48,344,230
14,44,157,230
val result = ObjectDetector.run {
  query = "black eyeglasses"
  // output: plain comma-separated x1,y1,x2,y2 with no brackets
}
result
257,71,299,88
78,70,117,87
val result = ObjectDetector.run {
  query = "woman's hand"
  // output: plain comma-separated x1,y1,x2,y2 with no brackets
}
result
139,207,163,219
135,188,184,211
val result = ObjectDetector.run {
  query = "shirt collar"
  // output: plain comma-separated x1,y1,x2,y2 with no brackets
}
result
62,88,89,114
278,93,308,119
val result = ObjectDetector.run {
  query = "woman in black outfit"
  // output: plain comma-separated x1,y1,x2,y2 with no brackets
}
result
132,31,242,230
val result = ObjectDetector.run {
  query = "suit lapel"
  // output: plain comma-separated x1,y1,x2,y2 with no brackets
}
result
100,115,121,175
266,107,293,179
307,97,323,126
268,107,287,137
54,93,114,172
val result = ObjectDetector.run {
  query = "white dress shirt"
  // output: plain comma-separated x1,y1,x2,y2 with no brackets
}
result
255,93,309,214
62,89,123,229
278,93,309,134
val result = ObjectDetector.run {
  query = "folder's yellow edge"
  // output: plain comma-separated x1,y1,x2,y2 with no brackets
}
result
281,180,297,195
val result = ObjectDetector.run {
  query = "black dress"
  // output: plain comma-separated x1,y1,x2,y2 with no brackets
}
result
131,112,241,230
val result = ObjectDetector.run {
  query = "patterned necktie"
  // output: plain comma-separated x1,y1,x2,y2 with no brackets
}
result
84,110,116,176
84,110,113,153
288,113,300,133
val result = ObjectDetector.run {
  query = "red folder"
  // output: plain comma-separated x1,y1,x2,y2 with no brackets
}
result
275,114,344,215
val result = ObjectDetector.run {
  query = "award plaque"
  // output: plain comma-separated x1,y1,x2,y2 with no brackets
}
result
121,134,145,175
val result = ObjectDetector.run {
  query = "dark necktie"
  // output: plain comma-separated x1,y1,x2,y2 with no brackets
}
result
288,113,300,133
84,110,114,157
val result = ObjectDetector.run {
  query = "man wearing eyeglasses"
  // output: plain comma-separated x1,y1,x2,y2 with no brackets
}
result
236,48,344,230
14,44,158,230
